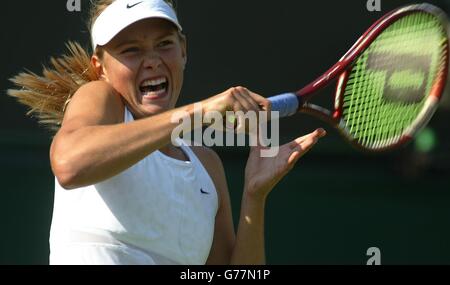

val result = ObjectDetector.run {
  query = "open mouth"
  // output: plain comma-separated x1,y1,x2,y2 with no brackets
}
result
139,77,169,99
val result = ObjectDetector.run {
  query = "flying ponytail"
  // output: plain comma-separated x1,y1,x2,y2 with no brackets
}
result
7,42,98,132
7,0,177,133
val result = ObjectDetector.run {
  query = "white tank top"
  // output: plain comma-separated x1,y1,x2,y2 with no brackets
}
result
49,106,218,265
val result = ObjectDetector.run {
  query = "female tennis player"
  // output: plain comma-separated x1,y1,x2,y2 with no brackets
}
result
9,0,326,264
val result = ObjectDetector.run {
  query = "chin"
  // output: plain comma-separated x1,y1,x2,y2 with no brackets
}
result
140,104,169,116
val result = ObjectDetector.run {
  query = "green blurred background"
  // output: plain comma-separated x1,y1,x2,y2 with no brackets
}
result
1,0,450,264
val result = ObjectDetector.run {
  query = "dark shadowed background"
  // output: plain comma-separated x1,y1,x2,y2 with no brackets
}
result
1,0,450,264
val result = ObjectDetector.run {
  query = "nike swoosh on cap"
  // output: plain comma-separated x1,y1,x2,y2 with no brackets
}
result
200,188,210,195
127,1,143,9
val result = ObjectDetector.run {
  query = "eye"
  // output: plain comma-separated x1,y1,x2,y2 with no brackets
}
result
157,40,174,48
121,47,140,54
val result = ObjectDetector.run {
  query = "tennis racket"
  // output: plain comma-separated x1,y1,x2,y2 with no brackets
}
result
268,3,450,152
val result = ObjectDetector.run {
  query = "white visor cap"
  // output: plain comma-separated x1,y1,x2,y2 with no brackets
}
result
91,0,182,49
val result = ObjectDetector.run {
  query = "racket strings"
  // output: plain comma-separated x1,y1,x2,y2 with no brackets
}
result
341,12,447,149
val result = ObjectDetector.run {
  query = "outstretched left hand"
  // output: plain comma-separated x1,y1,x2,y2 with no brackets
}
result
244,128,327,200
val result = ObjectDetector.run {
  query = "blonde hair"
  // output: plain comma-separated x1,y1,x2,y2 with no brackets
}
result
7,0,177,133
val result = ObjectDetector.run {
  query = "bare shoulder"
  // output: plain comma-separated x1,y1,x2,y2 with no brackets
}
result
61,80,124,131
190,146,225,180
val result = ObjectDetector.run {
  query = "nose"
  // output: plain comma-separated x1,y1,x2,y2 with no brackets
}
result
143,51,162,69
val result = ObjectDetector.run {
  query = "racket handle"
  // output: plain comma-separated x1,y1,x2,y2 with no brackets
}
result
268,93,299,118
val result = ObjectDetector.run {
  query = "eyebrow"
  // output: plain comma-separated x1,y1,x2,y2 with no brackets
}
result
114,40,140,49
113,30,178,49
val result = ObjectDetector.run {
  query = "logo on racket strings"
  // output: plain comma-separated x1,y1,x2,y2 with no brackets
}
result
366,52,431,103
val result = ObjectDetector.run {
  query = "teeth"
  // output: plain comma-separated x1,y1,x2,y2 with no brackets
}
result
140,77,167,88
143,88,165,96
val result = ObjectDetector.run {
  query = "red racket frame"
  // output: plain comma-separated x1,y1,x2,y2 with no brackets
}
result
293,3,450,152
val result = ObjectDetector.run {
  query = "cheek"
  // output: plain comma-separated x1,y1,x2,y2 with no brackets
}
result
105,62,136,92
168,58,185,86
170,67,184,107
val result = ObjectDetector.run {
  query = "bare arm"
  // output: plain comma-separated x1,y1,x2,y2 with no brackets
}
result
51,83,269,190
203,130,326,265
199,148,266,265
50,81,198,189
195,148,235,265
230,193,266,264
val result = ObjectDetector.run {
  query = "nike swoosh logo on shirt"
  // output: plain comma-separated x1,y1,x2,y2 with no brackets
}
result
127,1,143,9
200,188,210,195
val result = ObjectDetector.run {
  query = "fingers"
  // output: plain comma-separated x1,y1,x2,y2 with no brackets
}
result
245,89,271,112
287,128,327,165
234,88,261,113
204,86,269,115
287,148,302,165
224,86,270,133
232,100,246,132
289,128,327,149
229,86,266,114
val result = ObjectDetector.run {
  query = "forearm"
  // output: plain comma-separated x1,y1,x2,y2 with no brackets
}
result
230,192,266,265
51,103,197,189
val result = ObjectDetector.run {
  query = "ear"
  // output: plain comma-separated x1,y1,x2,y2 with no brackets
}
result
91,54,107,80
